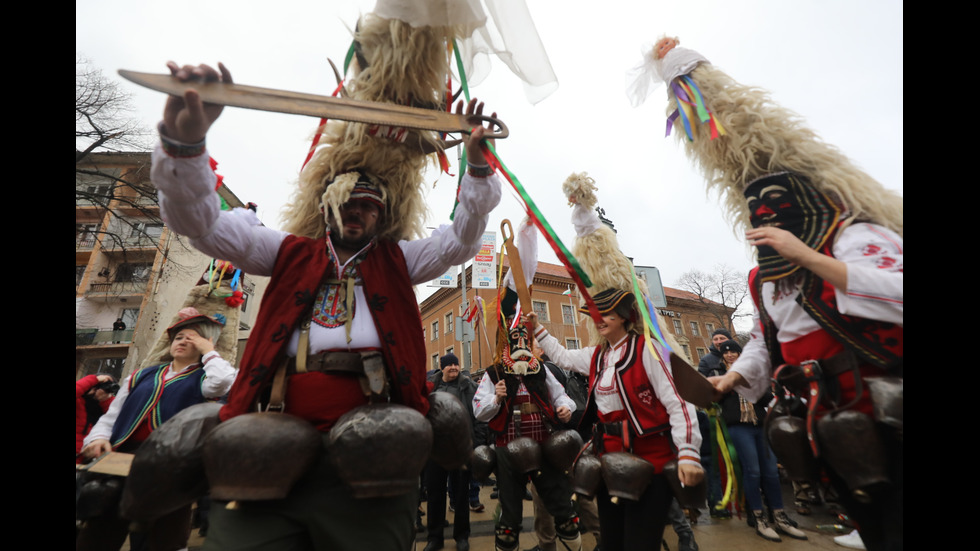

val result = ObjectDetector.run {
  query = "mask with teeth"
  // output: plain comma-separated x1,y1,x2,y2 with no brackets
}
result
744,172,841,281
501,323,540,375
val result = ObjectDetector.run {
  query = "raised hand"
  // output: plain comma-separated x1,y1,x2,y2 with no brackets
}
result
455,98,498,166
162,61,232,144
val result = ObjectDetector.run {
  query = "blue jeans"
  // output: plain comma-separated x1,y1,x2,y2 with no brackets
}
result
728,424,783,512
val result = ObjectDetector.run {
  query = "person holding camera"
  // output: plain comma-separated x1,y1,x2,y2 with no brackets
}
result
76,374,117,461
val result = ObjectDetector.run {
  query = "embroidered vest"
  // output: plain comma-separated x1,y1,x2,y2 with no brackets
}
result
220,235,429,424
588,334,671,437
110,363,206,448
486,367,556,434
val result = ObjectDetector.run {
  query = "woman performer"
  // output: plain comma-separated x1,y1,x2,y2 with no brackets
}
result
527,288,702,551
78,307,236,551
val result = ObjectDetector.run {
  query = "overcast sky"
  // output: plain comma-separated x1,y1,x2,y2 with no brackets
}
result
77,1,903,327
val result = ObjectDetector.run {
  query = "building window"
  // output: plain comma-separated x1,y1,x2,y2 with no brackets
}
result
672,319,683,335
445,312,453,333
562,304,576,325
690,321,700,336
432,354,439,371
696,347,706,360
532,300,549,321
565,338,580,350
114,262,152,283
76,224,99,248
431,321,439,340
121,308,139,328
681,344,691,360
445,346,454,357
705,322,714,334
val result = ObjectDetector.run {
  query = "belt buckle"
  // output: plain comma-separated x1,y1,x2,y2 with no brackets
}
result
800,359,822,380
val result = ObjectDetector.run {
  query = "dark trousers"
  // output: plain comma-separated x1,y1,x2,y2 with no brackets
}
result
203,436,417,551
494,446,575,532
424,459,471,543
596,474,672,551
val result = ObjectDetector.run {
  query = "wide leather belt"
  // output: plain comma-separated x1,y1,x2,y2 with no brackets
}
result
286,351,364,375
285,350,388,397
518,403,540,415
601,422,624,437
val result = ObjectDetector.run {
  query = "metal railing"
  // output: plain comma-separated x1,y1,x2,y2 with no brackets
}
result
76,328,134,346
87,280,148,295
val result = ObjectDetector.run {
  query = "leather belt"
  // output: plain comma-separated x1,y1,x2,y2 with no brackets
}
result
287,351,364,375
285,350,388,397
600,422,624,437
518,403,540,415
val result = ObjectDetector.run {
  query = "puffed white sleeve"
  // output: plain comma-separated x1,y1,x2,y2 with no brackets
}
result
833,223,903,326
544,368,576,412
643,340,701,466
401,172,502,283
533,326,594,376
152,142,286,276
473,372,502,422
730,309,775,403
200,351,237,398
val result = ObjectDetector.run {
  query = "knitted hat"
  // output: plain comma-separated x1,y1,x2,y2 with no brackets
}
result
440,353,460,368
712,328,733,340
719,339,742,355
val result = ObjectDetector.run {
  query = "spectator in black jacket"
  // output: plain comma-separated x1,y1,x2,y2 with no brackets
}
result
698,328,733,517
422,354,484,551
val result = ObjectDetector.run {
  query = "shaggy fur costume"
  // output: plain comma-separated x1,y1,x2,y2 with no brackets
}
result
659,39,902,239
561,172,682,353
281,15,467,242
139,283,242,370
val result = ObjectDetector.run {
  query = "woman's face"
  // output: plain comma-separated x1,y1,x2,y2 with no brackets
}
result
170,328,202,362
723,350,740,364
596,312,626,341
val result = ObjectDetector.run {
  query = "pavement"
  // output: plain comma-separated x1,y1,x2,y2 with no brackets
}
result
172,478,857,551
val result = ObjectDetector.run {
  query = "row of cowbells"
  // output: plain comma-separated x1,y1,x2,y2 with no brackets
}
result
470,431,705,510
110,391,474,524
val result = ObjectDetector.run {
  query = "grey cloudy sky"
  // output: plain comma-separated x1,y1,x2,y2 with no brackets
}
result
77,1,903,326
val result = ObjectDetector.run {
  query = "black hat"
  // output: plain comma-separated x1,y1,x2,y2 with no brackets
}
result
578,288,635,315
712,328,733,340
719,339,742,354
440,353,460,368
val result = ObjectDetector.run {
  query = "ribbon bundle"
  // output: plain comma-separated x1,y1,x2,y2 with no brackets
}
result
667,75,726,142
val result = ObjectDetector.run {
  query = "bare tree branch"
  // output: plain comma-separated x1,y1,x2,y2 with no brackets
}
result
675,264,750,332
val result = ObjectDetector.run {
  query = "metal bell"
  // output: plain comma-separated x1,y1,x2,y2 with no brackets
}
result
817,410,891,502
427,391,474,470
542,430,584,474
471,445,497,482
329,403,432,498
504,436,542,475
571,453,602,498
600,452,655,503
766,414,821,482
120,402,222,521
204,411,321,501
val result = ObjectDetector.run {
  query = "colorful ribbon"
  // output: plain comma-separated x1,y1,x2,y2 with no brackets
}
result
666,75,726,142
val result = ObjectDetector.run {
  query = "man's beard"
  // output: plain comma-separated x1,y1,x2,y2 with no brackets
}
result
330,231,373,252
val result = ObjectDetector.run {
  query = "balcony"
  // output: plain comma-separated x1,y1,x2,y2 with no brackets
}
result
87,280,148,297
76,328,134,346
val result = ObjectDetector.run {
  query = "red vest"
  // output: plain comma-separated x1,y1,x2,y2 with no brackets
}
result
220,235,429,427
588,334,670,437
